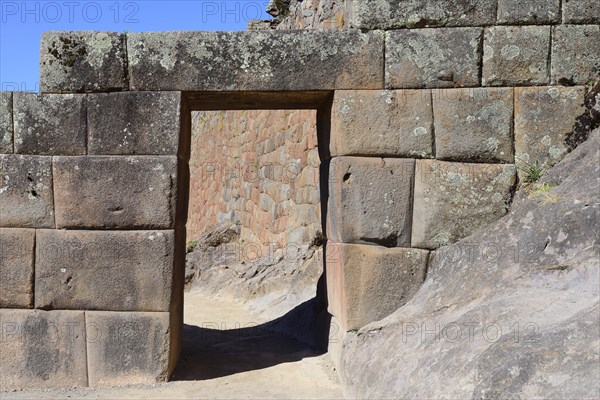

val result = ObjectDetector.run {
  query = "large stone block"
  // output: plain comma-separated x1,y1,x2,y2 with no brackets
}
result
53,156,177,229
0,154,54,228
386,28,482,89
0,228,34,308
86,311,171,386
483,26,551,86
349,0,496,29
433,88,514,163
0,309,87,390
327,157,414,247
326,242,429,330
88,92,182,155
128,30,384,91
0,92,12,153
497,0,560,24
35,230,175,311
412,160,517,249
331,90,433,158
514,86,586,182
13,93,87,155
551,25,600,86
562,0,600,24
40,31,127,93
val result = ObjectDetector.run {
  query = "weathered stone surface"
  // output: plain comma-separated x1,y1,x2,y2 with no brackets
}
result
40,31,127,93
433,88,514,163
331,90,433,158
343,131,600,400
328,316,345,372
514,86,586,182
0,154,54,228
483,26,551,86
13,93,87,155
412,160,517,249
0,92,12,153
0,228,34,308
386,28,482,89
53,156,177,229
327,157,415,247
86,311,171,386
497,0,560,24
551,25,600,86
326,242,429,330
128,30,384,91
0,309,87,390
349,0,497,29
88,92,182,155
562,0,600,23
35,230,175,311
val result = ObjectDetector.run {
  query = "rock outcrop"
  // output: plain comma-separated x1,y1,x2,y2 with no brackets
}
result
185,223,322,308
342,130,600,399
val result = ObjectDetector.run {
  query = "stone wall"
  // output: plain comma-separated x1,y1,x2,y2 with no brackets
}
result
1,90,187,389
187,109,321,251
0,0,598,390
249,0,347,30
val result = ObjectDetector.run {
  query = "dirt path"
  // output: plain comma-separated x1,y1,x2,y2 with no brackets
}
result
2,291,342,399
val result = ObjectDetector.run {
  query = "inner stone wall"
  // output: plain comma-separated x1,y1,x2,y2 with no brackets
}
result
187,109,321,250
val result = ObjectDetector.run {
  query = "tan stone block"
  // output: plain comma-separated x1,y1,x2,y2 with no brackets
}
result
326,242,429,330
514,86,586,182
433,87,514,163
331,90,433,158
483,26,551,86
88,91,182,155
0,228,34,307
412,160,517,249
86,311,171,386
35,230,175,311
386,28,483,89
53,156,177,229
0,154,54,228
327,157,414,247
0,309,87,390
13,93,86,155
551,25,600,85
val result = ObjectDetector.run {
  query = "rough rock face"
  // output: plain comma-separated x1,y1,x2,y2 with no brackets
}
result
342,130,599,399
185,223,325,346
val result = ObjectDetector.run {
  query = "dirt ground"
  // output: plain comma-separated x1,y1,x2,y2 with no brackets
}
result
1,290,342,400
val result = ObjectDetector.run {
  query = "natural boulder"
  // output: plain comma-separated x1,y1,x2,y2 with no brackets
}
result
342,130,600,399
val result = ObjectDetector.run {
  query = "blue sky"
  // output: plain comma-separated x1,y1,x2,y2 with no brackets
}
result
0,0,271,91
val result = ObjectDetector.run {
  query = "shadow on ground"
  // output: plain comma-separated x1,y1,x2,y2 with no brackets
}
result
172,297,332,381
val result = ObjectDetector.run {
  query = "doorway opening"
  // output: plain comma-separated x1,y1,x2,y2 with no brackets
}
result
173,92,335,385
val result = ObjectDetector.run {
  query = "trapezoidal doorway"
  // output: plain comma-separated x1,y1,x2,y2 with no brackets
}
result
170,92,336,383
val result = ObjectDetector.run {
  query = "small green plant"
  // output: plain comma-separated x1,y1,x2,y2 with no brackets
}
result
518,159,544,184
531,182,555,194
186,239,198,253
348,328,359,334
529,182,559,204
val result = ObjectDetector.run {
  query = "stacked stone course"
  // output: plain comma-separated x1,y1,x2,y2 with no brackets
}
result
187,109,321,251
1,90,185,388
1,0,598,388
